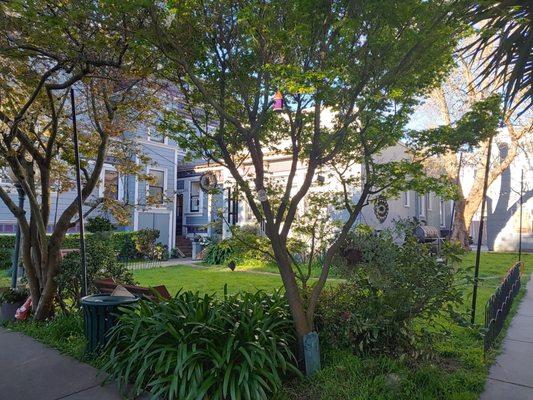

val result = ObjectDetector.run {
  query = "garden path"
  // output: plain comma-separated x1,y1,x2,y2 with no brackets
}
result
0,328,148,400
481,273,533,400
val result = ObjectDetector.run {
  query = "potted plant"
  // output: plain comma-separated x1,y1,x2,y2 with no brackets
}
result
0,287,29,322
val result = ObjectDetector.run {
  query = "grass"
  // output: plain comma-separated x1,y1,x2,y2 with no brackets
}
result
2,252,531,400
133,263,283,295
280,251,532,400
4,313,87,361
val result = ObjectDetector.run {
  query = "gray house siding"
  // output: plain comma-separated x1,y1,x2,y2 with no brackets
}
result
0,130,182,250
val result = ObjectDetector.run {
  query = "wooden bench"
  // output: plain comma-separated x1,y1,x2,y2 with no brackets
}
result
94,278,172,301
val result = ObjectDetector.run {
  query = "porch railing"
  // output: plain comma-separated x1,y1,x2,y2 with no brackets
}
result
484,262,522,353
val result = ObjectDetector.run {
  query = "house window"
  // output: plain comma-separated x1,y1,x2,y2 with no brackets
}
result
427,193,432,211
103,170,119,200
0,223,16,233
439,197,446,227
190,181,200,212
403,191,410,207
149,170,165,204
418,193,426,218
148,128,165,143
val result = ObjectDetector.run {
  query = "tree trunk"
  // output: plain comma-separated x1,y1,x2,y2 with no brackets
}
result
269,237,312,340
33,271,58,321
451,198,470,249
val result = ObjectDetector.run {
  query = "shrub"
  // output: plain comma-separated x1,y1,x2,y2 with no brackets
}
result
86,216,115,233
154,243,169,261
0,247,13,270
56,233,134,310
203,239,236,265
0,235,16,270
133,228,160,259
331,224,389,278
317,228,463,356
103,290,299,399
0,287,29,303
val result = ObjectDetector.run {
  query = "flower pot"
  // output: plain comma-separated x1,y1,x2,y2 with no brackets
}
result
0,300,24,323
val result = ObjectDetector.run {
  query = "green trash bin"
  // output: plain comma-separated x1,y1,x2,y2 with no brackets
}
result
81,294,139,353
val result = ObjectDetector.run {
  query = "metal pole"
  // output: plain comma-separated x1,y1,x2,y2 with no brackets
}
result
449,152,463,238
10,185,24,288
471,135,493,324
518,169,523,261
70,88,88,297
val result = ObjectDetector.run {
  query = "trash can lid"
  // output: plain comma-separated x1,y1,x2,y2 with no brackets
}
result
81,294,139,306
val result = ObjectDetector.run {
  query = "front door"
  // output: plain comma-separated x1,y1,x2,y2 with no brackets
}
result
176,194,183,236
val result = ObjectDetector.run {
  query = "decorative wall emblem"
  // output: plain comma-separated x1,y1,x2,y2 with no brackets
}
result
373,196,389,223
199,172,217,192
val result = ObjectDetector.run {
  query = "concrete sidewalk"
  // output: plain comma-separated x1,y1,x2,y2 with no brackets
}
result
481,273,533,400
0,328,145,400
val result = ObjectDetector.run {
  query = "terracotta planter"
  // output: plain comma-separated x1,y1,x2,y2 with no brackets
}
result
0,300,24,322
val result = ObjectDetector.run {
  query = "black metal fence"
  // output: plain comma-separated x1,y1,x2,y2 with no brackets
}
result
484,262,522,353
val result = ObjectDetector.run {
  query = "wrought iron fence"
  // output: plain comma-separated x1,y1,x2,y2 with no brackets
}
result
484,262,522,353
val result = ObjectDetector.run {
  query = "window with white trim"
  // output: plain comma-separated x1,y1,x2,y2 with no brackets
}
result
190,181,200,212
148,127,165,143
149,170,165,204
403,191,410,207
439,197,446,227
427,193,432,211
103,170,119,200
418,193,426,217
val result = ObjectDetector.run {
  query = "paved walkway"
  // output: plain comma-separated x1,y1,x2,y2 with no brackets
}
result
0,328,147,400
481,273,533,400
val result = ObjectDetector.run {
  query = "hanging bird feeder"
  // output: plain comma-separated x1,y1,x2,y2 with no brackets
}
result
273,90,284,112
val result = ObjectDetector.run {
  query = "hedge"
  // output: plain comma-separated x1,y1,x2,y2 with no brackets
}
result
0,231,139,268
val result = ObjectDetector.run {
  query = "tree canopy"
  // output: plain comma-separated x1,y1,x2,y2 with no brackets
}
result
0,0,153,319
145,0,495,341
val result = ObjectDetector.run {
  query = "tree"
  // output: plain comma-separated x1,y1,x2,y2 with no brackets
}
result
463,1,532,112
418,52,531,248
145,0,489,345
0,1,153,320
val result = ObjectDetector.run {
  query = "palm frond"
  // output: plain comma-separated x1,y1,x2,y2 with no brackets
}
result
464,1,532,113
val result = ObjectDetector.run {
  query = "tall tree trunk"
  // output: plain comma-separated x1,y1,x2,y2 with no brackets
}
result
451,197,470,248
268,233,311,340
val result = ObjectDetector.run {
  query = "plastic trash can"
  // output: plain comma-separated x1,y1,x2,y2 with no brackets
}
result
81,294,139,353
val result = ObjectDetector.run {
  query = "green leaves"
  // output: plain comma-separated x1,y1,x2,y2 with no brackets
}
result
102,290,299,399
408,95,502,155
319,222,465,356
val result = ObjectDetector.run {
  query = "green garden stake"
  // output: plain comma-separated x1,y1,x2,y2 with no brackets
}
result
304,331,321,376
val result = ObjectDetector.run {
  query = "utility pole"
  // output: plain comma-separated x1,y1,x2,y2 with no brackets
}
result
471,136,493,324
518,169,523,261
449,152,463,238
70,88,88,297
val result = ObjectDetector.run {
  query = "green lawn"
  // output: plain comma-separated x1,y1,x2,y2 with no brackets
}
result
134,252,531,400
133,264,283,295
458,252,531,324
281,252,532,400
4,252,532,400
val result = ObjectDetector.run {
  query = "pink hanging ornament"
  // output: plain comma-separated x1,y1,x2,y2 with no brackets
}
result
273,90,284,111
